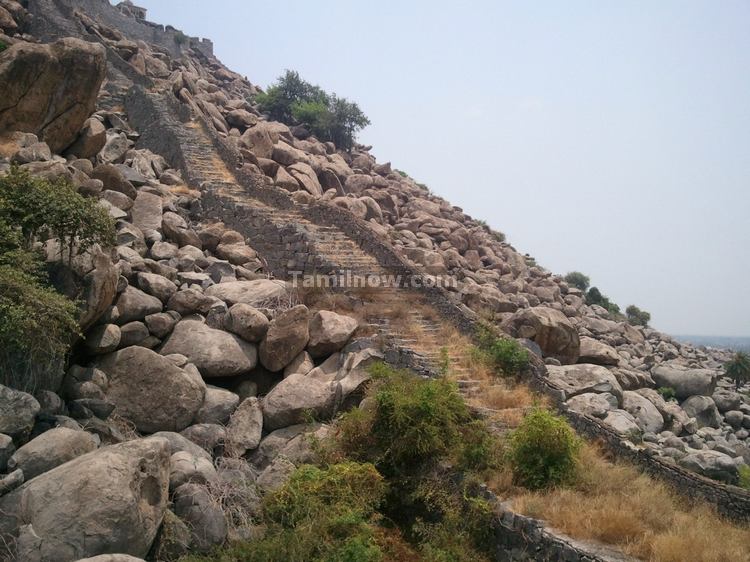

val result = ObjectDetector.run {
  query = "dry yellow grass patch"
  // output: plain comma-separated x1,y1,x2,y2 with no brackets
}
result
509,445,750,561
168,184,201,197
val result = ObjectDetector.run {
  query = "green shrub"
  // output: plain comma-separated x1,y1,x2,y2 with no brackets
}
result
739,465,750,490
0,166,114,390
475,324,530,377
625,304,651,327
0,41,7,53
724,352,750,391
657,386,677,402
507,408,581,490
585,287,622,317
564,271,590,292
369,363,470,473
256,70,369,150
457,420,503,472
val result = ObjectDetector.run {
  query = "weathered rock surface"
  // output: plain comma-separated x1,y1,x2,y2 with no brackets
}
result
160,317,258,377
95,347,205,433
546,364,623,404
259,305,310,372
0,437,170,561
505,307,580,364
307,311,359,358
0,38,106,152
262,373,337,430
8,427,97,480
651,366,716,400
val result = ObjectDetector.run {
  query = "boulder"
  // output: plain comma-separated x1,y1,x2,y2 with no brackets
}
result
172,483,227,552
137,272,178,304
259,305,310,372
283,351,315,377
711,390,742,413
66,117,106,158
651,366,716,400
160,317,258,377
225,397,263,456
180,423,226,455
130,191,163,234
224,303,269,342
162,212,202,249
95,347,205,433
504,307,580,364
307,311,359,358
546,364,623,404
622,391,664,433
679,450,740,484
204,279,288,306
0,437,169,561
565,392,618,418
602,409,642,436
8,427,97,480
115,286,163,324
262,373,338,430
0,385,40,440
169,451,218,491
195,386,240,425
75,556,146,562
0,38,106,152
681,395,722,429
577,337,619,366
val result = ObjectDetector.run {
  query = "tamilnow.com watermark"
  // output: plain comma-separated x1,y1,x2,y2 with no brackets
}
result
288,270,458,289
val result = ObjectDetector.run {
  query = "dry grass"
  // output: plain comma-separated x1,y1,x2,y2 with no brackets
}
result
168,184,202,198
507,445,750,562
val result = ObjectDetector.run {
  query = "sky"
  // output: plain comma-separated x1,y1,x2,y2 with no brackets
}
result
126,1,750,337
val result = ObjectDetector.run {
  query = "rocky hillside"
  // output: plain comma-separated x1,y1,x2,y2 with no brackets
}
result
0,1,749,560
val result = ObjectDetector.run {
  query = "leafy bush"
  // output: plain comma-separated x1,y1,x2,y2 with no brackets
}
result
739,465,750,490
725,352,750,391
256,70,369,150
507,408,581,490
564,271,590,292
368,362,470,473
0,41,7,53
475,324,530,377
625,304,651,327
657,386,677,402
585,287,621,316
0,166,114,390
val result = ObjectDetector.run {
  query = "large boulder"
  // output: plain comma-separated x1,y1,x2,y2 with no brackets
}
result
259,305,310,372
651,366,716,400
204,279,288,306
546,364,623,404
160,317,258,377
0,437,170,561
262,373,338,430
679,450,740,484
565,392,618,418
95,347,205,433
223,303,269,342
0,385,40,440
115,286,163,324
577,337,619,366
0,38,106,153
307,311,359,358
681,395,722,429
622,391,664,433
194,386,240,425
65,117,106,159
8,427,97,480
504,307,580,364
172,483,227,552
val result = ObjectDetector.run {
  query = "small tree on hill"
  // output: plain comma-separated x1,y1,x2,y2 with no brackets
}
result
725,352,750,390
625,304,651,327
256,70,369,150
564,271,590,292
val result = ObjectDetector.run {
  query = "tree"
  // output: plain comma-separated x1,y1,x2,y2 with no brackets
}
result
725,352,750,391
0,166,114,390
256,70,369,151
564,271,590,292
585,286,622,317
625,304,651,327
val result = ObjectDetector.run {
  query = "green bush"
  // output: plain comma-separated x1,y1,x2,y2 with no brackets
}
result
507,408,581,490
657,386,677,402
368,363,470,473
725,352,750,391
0,41,7,53
256,70,369,150
739,465,750,490
585,286,622,317
0,166,114,390
625,304,651,327
475,324,530,377
564,271,590,292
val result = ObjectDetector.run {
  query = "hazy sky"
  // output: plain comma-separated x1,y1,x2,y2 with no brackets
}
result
127,1,750,337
